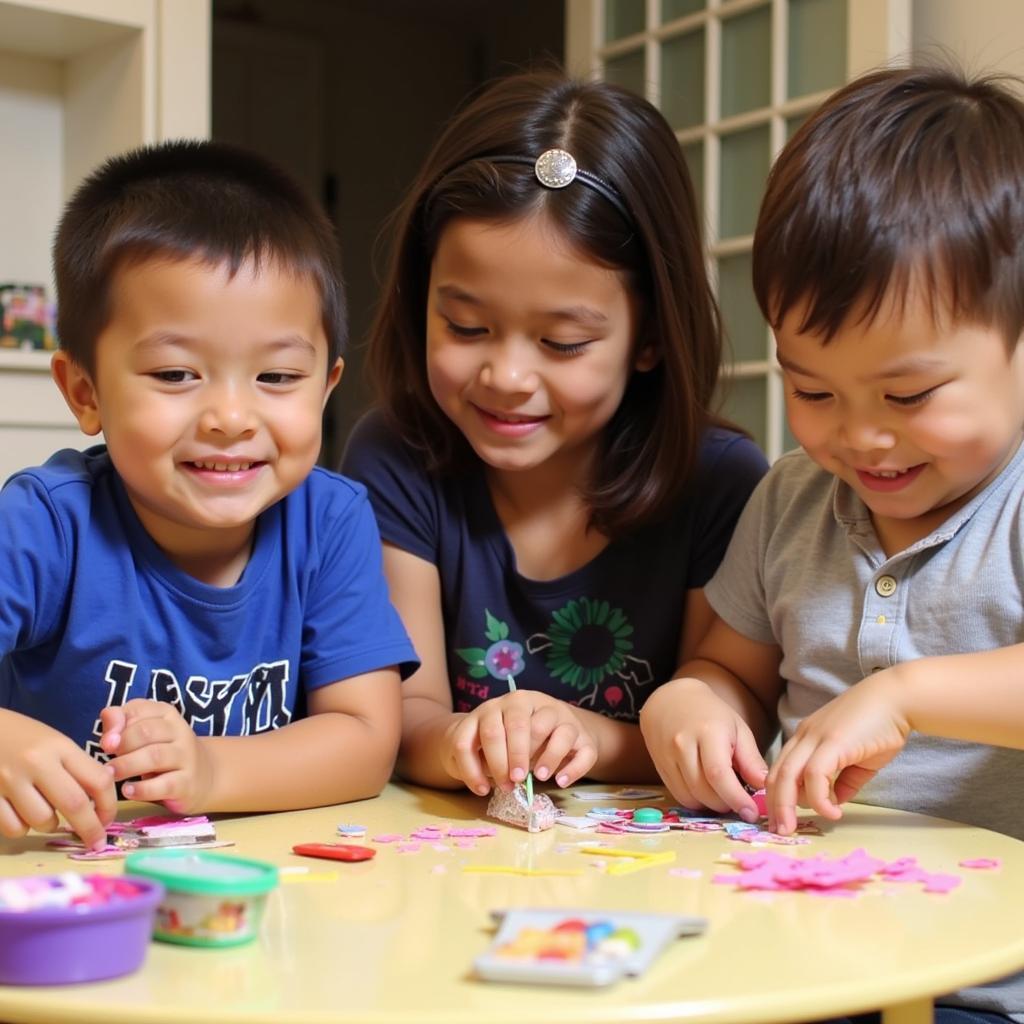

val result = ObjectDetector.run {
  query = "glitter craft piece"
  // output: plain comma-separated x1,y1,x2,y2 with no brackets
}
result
488,785,558,833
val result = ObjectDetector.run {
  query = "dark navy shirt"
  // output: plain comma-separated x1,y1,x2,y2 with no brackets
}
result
343,411,767,722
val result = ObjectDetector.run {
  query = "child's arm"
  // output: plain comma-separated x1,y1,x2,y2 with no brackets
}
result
767,645,1024,835
101,669,401,812
640,613,783,820
387,544,601,794
0,708,117,850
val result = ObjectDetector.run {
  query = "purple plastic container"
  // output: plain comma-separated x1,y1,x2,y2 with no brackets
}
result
0,877,164,985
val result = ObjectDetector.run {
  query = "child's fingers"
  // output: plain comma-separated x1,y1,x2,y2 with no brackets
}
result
833,764,876,805
701,746,759,822
447,720,491,796
550,739,597,788
38,771,112,851
476,707,513,792
98,704,128,753
121,769,186,805
0,783,56,836
0,795,31,839
109,739,181,784
799,747,844,822
733,728,769,792
113,707,179,757
530,720,580,782
500,703,533,785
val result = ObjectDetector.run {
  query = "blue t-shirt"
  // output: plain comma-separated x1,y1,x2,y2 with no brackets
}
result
0,447,418,759
342,411,767,722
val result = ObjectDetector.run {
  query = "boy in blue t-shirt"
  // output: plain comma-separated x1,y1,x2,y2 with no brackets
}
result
0,141,418,851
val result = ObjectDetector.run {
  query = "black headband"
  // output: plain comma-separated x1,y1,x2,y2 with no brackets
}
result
428,148,633,227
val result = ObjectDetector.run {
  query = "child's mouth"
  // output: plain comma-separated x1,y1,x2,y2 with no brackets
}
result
855,464,926,492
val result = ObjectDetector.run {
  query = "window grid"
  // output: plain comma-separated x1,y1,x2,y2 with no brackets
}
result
593,0,844,460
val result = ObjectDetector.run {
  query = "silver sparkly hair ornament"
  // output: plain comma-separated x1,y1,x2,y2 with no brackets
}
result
427,148,634,227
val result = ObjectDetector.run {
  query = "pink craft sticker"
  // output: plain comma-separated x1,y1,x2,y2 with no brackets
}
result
959,858,1001,870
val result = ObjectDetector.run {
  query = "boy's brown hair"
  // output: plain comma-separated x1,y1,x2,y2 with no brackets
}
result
753,65,1024,344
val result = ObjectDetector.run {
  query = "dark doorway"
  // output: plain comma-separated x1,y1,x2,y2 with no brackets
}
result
212,0,564,464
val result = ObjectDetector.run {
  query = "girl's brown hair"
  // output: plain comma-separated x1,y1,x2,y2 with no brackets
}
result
366,70,724,537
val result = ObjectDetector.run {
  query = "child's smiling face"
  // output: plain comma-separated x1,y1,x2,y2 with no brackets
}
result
424,212,653,487
53,256,341,562
776,285,1024,548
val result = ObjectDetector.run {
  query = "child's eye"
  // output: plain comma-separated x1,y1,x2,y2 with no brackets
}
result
543,339,592,356
151,369,197,384
444,319,487,338
790,388,831,403
258,372,303,385
887,387,938,407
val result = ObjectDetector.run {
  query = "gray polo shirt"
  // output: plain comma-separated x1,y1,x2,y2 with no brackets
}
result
706,443,1024,1019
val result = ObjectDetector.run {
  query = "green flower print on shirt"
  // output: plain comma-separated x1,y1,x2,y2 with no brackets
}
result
456,610,526,680
542,597,633,690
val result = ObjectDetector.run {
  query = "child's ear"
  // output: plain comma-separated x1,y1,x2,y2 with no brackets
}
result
322,356,344,408
51,351,103,436
633,342,660,372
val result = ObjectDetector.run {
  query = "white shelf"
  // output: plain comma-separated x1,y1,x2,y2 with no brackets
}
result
0,1,148,60
0,349,53,371
0,0,210,482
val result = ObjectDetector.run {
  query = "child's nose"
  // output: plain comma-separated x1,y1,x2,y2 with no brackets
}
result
198,383,257,437
479,341,537,394
839,413,896,452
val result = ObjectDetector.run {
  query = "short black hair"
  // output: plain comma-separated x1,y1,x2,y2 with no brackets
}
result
753,64,1024,344
54,139,345,373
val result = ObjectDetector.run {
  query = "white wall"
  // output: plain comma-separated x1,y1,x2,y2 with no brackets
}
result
913,0,1024,83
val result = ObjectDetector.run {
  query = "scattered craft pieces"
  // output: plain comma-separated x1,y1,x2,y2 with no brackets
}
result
292,843,375,863
713,848,962,896
474,907,706,987
336,824,367,838
556,816,600,831
488,785,558,833
578,846,676,876
570,788,664,802
59,814,224,858
67,840,237,861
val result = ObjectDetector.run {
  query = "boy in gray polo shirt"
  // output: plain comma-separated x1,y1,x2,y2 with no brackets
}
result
640,65,1024,1023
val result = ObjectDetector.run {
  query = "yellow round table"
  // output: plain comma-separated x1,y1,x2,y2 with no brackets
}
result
1,782,1022,1024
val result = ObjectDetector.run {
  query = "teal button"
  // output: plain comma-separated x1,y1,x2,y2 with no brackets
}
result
632,807,663,824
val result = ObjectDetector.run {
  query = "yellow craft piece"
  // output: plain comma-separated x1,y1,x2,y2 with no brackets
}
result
579,846,677,875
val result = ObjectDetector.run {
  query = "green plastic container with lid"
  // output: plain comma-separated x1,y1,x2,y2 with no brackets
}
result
125,849,278,947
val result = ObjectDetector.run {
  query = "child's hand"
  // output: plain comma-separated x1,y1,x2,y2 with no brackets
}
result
766,673,911,835
101,700,213,814
0,710,117,851
639,678,767,822
442,691,597,796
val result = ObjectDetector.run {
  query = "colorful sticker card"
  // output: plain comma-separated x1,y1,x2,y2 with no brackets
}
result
473,907,707,986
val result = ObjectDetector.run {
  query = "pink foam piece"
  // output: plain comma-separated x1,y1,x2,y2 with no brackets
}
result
396,842,421,854
371,834,404,844
959,858,1001,870
713,847,963,896
751,789,768,818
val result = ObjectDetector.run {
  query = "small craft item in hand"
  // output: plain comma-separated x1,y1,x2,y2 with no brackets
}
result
487,784,558,833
